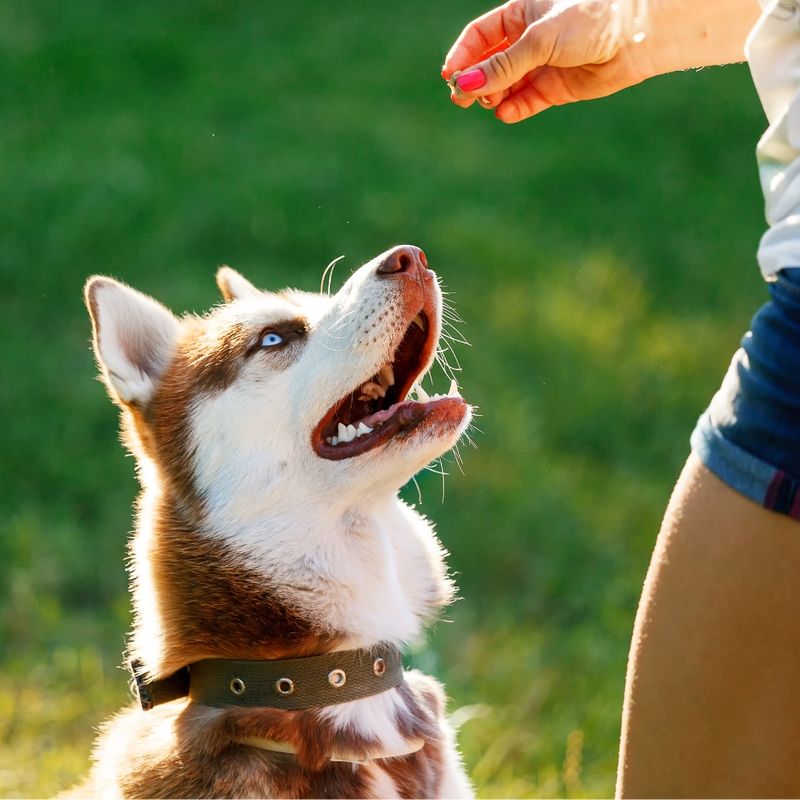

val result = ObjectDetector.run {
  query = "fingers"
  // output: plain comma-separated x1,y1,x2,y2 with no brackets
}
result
454,15,559,100
451,88,506,110
476,91,505,109
493,67,578,123
442,4,523,80
495,84,552,123
451,93,477,109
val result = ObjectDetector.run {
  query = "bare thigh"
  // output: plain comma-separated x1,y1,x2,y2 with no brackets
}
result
617,453,800,798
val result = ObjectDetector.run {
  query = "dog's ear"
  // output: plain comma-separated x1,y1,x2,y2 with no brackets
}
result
216,266,261,302
85,276,180,407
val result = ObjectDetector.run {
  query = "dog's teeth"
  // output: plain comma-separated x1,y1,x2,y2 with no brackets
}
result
379,364,395,388
412,314,425,330
339,423,358,443
361,381,386,399
448,378,461,397
356,422,373,436
330,436,339,446
415,383,430,402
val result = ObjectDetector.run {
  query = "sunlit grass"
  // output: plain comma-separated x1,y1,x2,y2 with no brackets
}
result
0,0,769,795
0,635,129,797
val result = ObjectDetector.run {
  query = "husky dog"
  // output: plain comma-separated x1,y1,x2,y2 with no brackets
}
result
71,246,473,798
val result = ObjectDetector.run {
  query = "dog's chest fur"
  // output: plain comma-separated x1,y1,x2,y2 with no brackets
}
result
81,673,449,798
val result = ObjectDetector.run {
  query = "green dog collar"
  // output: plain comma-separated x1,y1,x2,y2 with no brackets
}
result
130,643,403,712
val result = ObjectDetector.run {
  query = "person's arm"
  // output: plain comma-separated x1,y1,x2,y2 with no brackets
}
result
647,0,764,72
442,0,762,123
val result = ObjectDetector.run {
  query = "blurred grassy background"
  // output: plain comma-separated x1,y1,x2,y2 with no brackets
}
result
0,0,767,796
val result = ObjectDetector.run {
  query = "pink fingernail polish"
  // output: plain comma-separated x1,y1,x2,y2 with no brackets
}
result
456,68,486,93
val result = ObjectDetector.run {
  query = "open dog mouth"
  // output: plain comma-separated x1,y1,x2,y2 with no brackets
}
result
312,310,466,460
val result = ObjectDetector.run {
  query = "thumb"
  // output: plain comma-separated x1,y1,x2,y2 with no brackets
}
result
453,18,557,97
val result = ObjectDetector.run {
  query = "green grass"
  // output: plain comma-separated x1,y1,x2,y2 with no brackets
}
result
0,0,767,796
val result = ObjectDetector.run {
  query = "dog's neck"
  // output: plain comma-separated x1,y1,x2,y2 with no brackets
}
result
127,481,453,762
130,481,453,680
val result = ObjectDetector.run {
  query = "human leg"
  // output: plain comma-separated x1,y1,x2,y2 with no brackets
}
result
617,268,800,796
617,454,800,798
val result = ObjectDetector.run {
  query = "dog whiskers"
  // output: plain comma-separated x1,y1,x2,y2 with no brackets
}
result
320,255,346,296
318,340,348,353
441,322,470,347
411,475,423,505
321,310,358,340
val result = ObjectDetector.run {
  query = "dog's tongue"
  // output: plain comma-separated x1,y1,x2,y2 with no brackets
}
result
360,399,420,430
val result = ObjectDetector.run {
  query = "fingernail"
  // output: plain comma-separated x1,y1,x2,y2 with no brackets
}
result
455,68,486,93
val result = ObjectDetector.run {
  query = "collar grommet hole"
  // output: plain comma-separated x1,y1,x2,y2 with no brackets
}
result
328,669,347,688
275,678,295,696
373,658,386,676
230,678,246,696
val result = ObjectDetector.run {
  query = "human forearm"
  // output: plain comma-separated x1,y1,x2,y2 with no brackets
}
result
645,0,762,76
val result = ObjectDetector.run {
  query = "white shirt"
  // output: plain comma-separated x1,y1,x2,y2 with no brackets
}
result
747,0,800,278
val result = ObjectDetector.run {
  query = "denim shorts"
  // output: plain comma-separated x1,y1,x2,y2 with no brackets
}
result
692,269,800,519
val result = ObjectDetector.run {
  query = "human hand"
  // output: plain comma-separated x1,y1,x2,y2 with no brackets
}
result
442,0,760,124
442,0,655,123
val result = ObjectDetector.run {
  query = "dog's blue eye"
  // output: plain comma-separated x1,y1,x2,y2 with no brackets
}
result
261,332,284,347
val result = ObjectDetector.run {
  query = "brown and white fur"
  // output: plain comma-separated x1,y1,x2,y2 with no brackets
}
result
70,245,474,798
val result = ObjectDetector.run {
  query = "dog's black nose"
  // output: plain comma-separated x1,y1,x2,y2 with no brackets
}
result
375,245,428,276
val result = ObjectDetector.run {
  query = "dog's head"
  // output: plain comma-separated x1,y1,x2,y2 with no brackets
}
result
86,246,472,525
